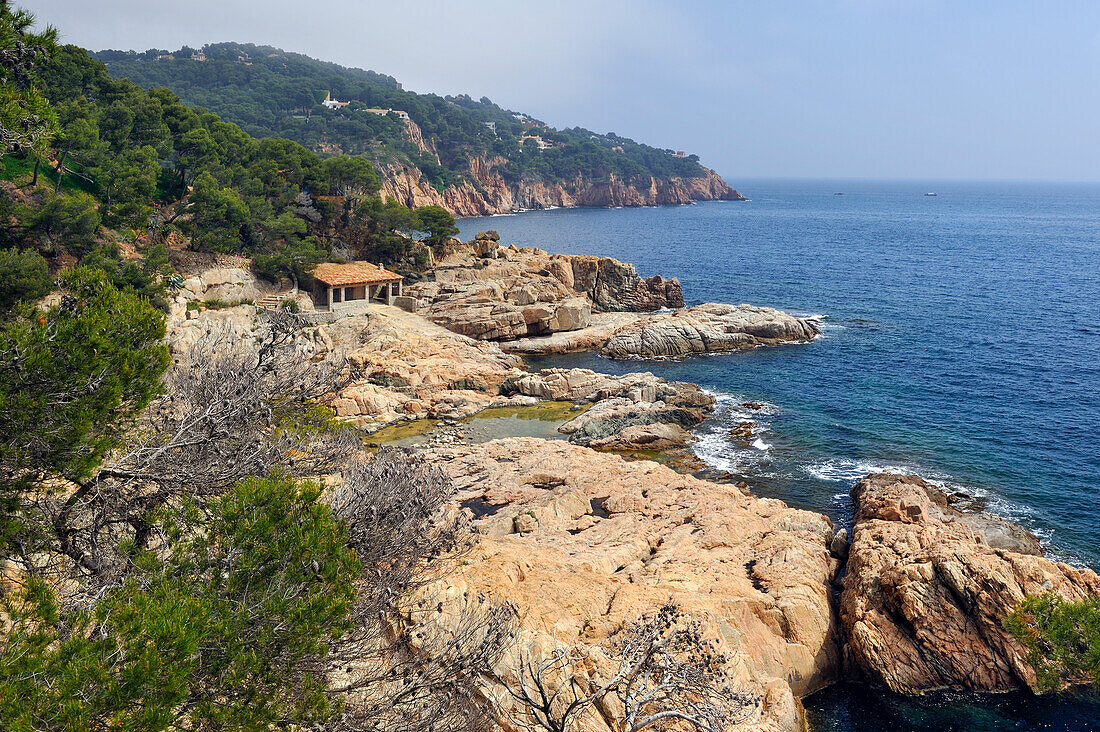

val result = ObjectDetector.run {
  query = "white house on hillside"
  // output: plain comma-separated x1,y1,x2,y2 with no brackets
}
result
322,92,350,110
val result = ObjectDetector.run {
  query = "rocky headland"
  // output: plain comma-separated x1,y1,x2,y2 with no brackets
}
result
164,238,1100,731
404,232,820,359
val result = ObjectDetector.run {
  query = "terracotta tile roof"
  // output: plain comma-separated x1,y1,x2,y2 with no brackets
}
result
312,262,403,287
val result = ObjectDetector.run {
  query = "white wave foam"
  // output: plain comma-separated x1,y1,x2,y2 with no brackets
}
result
693,432,736,473
803,459,918,483
690,389,782,472
695,392,1089,567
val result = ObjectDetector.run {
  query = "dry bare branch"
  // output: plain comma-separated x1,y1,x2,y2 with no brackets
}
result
497,603,760,732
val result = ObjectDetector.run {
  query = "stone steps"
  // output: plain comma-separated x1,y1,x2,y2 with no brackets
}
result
257,292,295,310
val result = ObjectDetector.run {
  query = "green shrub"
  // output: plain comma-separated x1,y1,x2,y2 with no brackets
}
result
0,266,168,544
1004,593,1100,690
0,247,51,312
0,473,360,729
80,243,169,311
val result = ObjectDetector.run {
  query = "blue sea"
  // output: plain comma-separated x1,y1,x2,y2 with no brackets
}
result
457,179,1100,731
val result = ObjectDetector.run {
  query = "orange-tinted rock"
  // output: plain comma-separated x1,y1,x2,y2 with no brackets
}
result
841,473,1100,694
413,439,841,731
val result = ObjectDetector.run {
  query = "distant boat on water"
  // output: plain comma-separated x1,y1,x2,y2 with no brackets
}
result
834,192,845,196
925,192,938,196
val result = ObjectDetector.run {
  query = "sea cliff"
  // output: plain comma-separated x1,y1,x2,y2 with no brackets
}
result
380,155,745,217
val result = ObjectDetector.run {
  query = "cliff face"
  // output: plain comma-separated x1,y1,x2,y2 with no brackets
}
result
379,154,745,217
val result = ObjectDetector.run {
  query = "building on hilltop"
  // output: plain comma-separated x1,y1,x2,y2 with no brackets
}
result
521,134,553,151
322,92,350,110
155,53,175,61
484,121,496,133
311,262,404,311
364,108,410,120
190,52,207,62
674,151,687,158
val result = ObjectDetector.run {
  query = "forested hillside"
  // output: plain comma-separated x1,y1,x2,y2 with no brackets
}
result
2,39,458,288
95,43,744,214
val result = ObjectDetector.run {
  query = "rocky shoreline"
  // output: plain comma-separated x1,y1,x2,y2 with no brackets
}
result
166,239,1099,732
403,233,820,358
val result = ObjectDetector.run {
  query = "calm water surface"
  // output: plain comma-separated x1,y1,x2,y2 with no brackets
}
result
458,179,1100,731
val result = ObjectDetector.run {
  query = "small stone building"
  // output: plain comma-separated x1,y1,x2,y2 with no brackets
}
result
311,262,403,312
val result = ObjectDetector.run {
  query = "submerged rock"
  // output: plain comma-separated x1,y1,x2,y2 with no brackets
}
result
841,473,1100,694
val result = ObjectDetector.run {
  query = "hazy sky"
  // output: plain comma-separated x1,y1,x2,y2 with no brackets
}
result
23,0,1100,181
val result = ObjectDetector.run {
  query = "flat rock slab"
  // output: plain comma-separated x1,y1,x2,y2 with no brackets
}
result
414,438,842,731
505,304,820,358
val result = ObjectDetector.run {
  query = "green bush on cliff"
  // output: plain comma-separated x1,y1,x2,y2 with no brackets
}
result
1004,593,1100,690
80,242,170,310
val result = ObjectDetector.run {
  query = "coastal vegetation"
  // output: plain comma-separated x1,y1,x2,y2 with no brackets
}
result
0,6,750,730
1,17,460,278
1005,594,1100,691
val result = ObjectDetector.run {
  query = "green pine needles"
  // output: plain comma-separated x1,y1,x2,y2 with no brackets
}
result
1005,593,1100,691
0,473,361,730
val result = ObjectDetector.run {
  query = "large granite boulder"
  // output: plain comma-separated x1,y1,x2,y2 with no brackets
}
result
503,367,713,409
423,295,592,340
568,255,684,312
585,422,695,451
315,307,527,427
504,368,714,451
600,303,820,359
558,396,709,446
179,266,272,304
405,245,684,342
841,473,1100,694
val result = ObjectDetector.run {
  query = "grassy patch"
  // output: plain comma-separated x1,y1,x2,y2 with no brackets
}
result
0,154,98,195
